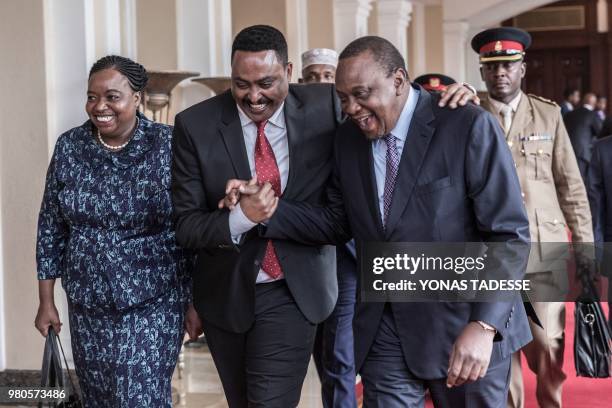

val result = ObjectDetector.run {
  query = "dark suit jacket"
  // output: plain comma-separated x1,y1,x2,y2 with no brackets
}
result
564,106,602,162
265,87,533,379
171,84,341,333
587,137,612,275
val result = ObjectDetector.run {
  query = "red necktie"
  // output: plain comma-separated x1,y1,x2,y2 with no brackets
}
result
254,121,283,279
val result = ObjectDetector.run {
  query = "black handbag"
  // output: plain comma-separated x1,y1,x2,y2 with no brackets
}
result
574,276,612,378
38,327,82,408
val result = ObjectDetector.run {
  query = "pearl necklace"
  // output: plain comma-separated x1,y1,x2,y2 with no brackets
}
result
96,117,139,151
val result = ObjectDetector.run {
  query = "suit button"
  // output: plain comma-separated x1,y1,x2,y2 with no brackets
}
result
254,260,260,266
505,321,510,328
521,192,525,198
553,219,559,225
507,141,514,148
537,149,544,155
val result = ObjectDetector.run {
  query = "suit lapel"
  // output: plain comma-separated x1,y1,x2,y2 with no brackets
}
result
384,89,435,240
282,90,305,198
356,132,385,238
219,91,251,180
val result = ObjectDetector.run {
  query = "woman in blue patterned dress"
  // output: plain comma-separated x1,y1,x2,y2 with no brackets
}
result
34,55,194,407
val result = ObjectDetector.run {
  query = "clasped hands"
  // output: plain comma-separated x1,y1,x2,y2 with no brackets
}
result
218,176,279,223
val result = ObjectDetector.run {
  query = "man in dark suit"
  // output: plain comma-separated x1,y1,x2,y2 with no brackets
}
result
564,92,602,179
586,137,612,332
560,88,580,116
171,25,343,407
250,36,533,407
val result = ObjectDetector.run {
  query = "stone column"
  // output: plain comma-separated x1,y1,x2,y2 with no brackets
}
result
175,0,233,111
285,0,309,77
443,20,469,82
409,1,426,76
376,0,413,61
333,0,374,51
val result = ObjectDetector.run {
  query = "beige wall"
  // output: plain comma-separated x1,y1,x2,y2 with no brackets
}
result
232,0,287,38
425,5,444,74
0,0,50,369
136,0,177,70
307,0,334,49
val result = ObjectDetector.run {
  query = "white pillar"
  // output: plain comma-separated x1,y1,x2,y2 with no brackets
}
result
443,20,469,82
333,0,373,51
92,0,122,58
176,0,233,110
286,0,309,78
465,25,486,91
376,0,413,61
43,0,98,367
409,1,426,76
120,0,138,59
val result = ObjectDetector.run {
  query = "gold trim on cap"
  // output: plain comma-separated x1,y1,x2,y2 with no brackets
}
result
479,53,524,63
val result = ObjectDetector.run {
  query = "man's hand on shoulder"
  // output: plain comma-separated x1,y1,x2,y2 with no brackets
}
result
446,321,495,388
438,82,481,109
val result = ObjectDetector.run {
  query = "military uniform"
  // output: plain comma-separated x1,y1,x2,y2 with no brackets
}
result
474,28,593,408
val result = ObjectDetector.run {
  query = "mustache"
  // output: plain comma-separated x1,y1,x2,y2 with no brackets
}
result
243,96,271,105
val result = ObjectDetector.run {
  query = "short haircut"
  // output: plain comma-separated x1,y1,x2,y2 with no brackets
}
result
339,36,406,78
563,88,579,99
231,25,288,65
89,55,148,92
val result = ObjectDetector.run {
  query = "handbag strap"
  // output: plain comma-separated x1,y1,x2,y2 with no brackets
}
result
54,330,79,394
47,328,64,388
39,333,54,387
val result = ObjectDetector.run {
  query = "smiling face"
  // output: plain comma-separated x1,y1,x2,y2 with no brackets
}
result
231,50,292,123
335,51,409,140
480,60,525,104
86,68,140,140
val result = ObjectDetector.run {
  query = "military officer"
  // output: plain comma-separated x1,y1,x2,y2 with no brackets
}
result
472,27,594,408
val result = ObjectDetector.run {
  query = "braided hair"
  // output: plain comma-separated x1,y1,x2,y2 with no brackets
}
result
89,55,148,92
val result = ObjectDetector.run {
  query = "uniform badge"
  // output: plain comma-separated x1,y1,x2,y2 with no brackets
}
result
520,133,552,142
494,41,503,52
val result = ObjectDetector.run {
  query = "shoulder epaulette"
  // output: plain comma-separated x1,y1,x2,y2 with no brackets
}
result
528,94,558,106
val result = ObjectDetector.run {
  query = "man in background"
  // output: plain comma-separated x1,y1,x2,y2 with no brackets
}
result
301,46,359,408
596,95,607,122
413,73,456,93
564,92,603,179
301,48,338,84
561,88,580,116
473,27,593,408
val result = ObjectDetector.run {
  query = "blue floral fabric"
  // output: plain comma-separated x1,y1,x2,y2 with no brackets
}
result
36,113,192,309
69,287,183,407
36,113,192,407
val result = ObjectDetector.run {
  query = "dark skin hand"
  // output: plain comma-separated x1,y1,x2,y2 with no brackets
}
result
446,322,496,387
34,279,62,337
221,177,278,223
439,82,480,108
184,303,204,341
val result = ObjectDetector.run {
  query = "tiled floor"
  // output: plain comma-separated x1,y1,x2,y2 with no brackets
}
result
172,342,324,407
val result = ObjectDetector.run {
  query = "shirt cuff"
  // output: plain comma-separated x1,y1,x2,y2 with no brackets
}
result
229,202,258,243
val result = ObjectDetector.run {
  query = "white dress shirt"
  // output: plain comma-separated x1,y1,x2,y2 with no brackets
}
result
229,103,289,283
